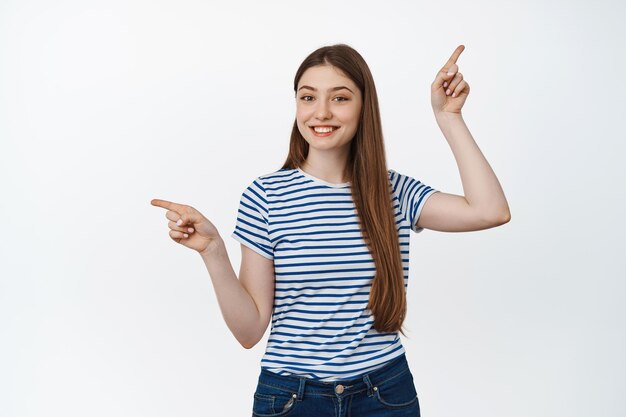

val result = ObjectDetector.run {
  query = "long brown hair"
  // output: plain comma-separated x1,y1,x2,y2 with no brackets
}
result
280,44,408,337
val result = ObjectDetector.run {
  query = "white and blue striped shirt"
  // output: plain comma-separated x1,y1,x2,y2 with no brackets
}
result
231,167,439,381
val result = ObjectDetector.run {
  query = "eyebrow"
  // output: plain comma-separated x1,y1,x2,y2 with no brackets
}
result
298,85,354,94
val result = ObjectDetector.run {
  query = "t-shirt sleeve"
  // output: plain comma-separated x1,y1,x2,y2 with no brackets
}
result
389,169,439,233
230,178,274,260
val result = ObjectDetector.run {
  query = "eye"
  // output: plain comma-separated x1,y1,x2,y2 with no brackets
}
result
298,95,350,103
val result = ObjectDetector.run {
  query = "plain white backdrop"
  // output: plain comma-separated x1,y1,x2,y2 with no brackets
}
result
1,0,624,416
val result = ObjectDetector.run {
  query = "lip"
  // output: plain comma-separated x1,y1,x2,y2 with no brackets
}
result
309,125,339,136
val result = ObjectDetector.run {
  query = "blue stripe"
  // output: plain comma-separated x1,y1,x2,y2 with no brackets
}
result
230,168,436,381
260,344,405,373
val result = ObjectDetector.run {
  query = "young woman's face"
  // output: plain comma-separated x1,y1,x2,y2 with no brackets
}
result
295,65,362,153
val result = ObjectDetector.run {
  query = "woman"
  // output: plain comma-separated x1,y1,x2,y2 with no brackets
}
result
151,43,510,416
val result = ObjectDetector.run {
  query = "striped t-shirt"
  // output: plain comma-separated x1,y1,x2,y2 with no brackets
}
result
230,167,439,381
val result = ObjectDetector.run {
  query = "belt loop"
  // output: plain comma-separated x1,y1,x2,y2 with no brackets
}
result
297,376,306,400
363,374,374,397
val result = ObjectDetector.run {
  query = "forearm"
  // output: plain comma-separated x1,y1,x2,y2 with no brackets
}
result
199,237,261,348
435,112,511,220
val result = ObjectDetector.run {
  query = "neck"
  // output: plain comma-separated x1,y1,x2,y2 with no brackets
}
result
301,150,350,184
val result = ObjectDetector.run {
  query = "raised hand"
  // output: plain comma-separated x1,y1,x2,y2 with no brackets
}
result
150,199,222,255
431,44,470,116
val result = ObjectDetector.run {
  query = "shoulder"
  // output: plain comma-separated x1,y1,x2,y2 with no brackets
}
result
387,168,410,189
242,168,293,186
241,168,299,198
254,168,298,189
387,168,435,200
387,168,411,180
258,167,296,182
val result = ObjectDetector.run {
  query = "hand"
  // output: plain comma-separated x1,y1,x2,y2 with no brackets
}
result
431,44,470,117
150,199,222,255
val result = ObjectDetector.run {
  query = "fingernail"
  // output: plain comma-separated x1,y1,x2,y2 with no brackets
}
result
183,233,188,238
177,219,182,226
447,71,454,76
188,228,194,233
443,81,448,87
446,88,451,95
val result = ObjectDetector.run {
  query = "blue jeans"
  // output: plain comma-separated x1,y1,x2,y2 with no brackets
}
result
251,353,421,416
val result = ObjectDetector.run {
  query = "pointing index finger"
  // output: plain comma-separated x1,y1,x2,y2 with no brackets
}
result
151,198,182,210
443,44,465,70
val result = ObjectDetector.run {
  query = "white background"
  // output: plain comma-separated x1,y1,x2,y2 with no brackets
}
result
1,0,624,416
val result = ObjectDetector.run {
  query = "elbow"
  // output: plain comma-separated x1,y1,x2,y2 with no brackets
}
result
238,316,269,349
489,209,511,226
239,339,255,350
479,205,511,227
239,335,260,350
499,206,512,224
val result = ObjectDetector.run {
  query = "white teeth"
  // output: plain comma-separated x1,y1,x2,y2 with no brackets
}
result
313,126,336,133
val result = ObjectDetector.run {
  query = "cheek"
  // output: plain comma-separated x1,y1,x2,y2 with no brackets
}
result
295,110,309,134
296,107,310,123
338,107,361,126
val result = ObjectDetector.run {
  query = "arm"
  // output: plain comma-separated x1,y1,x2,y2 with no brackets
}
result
419,44,511,233
417,112,511,232
200,237,275,349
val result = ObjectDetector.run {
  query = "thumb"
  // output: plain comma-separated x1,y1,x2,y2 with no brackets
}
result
433,64,457,89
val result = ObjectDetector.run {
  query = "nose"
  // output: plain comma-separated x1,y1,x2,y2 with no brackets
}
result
315,100,332,120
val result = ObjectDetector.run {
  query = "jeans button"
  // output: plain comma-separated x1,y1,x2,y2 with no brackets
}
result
335,384,344,394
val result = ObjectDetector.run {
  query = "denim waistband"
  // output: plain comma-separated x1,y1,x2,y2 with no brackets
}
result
256,353,410,400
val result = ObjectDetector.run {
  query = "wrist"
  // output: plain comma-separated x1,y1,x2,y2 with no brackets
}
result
200,236,225,259
434,111,463,123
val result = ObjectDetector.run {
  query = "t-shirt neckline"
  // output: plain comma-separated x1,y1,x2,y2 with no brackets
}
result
296,167,351,188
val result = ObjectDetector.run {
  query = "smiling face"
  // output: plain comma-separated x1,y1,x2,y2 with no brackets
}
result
295,64,362,154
